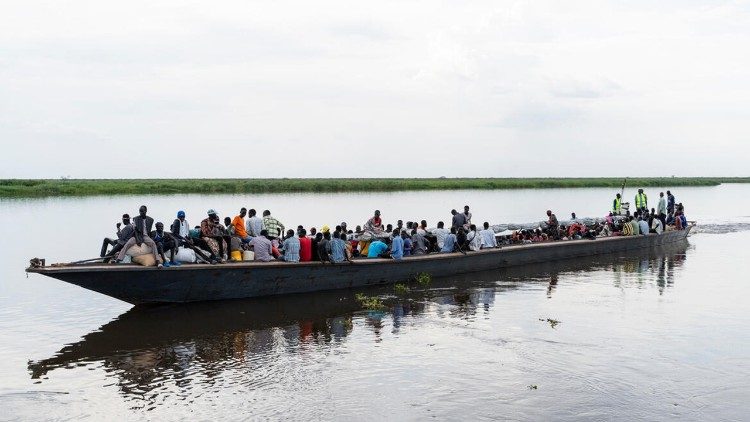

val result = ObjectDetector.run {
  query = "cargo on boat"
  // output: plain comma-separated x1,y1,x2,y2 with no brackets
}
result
25,225,693,305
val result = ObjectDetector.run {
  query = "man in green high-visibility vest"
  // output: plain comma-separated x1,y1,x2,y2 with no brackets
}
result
635,189,648,214
612,193,622,214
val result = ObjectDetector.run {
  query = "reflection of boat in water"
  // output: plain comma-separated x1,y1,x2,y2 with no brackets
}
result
29,240,689,388
25,226,694,304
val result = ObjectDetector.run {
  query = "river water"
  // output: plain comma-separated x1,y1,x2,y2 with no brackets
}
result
1,185,749,420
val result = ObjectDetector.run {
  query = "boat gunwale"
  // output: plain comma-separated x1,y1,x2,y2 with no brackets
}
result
25,225,693,275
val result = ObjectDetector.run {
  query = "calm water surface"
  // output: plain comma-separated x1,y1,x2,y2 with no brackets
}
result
1,185,749,420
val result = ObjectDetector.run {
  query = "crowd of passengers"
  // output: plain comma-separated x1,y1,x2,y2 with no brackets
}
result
99,189,689,268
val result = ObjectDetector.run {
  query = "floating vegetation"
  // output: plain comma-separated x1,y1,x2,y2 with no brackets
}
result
539,318,561,329
528,385,538,390
355,293,386,311
415,272,432,286
394,283,410,294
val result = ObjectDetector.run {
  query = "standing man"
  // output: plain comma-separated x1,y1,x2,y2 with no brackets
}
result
667,190,676,216
451,209,467,230
546,210,559,239
635,189,648,214
262,210,285,239
245,209,264,238
232,208,252,243
612,193,622,215
462,205,472,230
657,192,668,228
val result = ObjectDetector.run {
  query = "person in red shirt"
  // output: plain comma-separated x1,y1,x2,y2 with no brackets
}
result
298,228,313,262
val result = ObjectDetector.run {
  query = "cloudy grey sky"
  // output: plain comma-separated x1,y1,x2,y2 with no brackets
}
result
1,0,748,178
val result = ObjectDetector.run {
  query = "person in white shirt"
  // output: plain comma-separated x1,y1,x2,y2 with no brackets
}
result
245,208,265,237
467,224,482,251
638,216,650,235
479,222,498,248
651,217,663,234
431,221,449,249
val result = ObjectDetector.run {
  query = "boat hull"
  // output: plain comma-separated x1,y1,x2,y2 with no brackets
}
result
27,228,692,304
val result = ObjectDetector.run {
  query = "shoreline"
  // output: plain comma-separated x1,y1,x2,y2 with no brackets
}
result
1,177,748,198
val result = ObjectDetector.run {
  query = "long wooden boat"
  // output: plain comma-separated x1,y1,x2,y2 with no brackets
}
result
26,225,693,305
28,239,690,380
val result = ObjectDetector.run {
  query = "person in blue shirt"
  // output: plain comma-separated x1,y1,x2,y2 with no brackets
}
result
330,232,349,263
401,231,412,257
441,227,458,253
367,239,389,258
390,229,404,260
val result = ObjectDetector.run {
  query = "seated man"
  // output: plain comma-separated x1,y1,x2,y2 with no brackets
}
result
431,221,449,250
232,208,252,243
330,232,350,263
411,229,430,255
638,216,650,236
650,216,664,234
479,222,498,249
467,225,482,251
674,212,684,230
280,229,300,262
150,222,180,267
249,230,275,262
101,213,134,262
364,210,384,235
200,209,229,263
622,218,634,236
116,205,162,267
298,228,312,262
440,228,458,253
316,231,332,262
390,229,404,260
402,231,412,256
367,239,389,258
168,211,215,263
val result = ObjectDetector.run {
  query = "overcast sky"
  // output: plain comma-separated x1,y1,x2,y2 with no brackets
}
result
1,0,749,178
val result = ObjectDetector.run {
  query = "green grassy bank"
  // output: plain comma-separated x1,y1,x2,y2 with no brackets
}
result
1,177,749,198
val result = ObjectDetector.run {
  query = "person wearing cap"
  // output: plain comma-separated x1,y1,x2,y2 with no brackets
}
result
200,209,228,263
171,210,190,242
364,210,383,234
262,210,285,239
100,213,134,261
